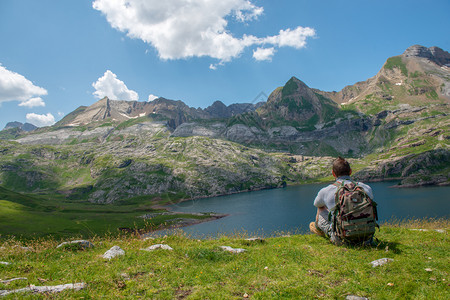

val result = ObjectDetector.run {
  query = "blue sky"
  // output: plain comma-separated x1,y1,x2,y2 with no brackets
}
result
0,0,449,129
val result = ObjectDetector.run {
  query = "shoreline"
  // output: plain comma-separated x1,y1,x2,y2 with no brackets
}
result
156,176,448,210
139,213,228,238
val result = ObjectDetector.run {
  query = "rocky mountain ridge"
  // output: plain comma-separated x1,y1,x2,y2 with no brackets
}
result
3,121,37,132
316,45,450,105
0,45,448,203
56,97,263,128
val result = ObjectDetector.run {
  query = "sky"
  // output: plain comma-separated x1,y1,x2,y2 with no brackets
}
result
0,0,449,129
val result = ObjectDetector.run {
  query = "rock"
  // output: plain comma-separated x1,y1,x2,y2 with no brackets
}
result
410,229,446,233
141,244,174,251
425,268,433,272
244,237,265,243
220,246,246,254
0,282,86,296
13,246,33,252
57,240,94,250
103,246,125,259
0,262,10,265
0,277,27,284
346,296,369,300
370,258,394,267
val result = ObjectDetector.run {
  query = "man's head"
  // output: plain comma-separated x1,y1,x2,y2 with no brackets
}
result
332,157,352,178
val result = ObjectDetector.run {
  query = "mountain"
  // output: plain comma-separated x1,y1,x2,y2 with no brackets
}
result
3,121,37,132
257,77,340,129
316,45,450,108
0,45,448,204
56,97,262,128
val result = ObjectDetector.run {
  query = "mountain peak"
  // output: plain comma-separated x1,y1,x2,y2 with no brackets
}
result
3,122,37,132
403,45,450,66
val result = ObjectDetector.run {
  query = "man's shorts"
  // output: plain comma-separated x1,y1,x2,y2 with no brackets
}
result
316,209,342,245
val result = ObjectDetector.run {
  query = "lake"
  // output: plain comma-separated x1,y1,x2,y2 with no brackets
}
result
163,181,450,238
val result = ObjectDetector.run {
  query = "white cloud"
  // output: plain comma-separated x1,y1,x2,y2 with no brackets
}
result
0,64,48,104
253,47,275,61
92,70,139,100
262,26,316,49
26,112,55,127
18,97,46,108
93,0,315,67
148,94,158,101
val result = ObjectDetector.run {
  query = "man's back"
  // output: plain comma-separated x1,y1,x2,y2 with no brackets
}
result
314,176,374,212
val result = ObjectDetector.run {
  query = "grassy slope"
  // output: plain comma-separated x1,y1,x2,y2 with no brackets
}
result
0,187,211,239
0,220,448,299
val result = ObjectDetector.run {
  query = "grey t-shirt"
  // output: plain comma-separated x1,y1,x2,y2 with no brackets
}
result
313,176,374,211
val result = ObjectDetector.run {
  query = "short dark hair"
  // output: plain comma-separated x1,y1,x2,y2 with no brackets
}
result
332,157,351,177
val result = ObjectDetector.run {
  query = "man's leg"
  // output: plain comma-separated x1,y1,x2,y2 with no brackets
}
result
313,207,343,245
315,207,332,236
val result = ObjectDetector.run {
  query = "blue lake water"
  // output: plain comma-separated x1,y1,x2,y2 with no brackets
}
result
163,181,450,238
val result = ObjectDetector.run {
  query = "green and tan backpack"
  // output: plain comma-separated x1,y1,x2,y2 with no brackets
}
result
330,181,379,244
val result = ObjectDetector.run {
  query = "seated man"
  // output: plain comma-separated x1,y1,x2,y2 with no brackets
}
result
310,157,374,245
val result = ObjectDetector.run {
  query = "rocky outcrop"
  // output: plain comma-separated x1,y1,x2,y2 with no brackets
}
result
354,149,450,186
404,45,450,66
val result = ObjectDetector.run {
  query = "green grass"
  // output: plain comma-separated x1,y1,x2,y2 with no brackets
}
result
0,187,212,240
384,56,408,76
0,219,448,299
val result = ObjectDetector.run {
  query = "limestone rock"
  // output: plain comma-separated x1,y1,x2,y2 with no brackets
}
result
0,277,27,284
141,244,173,251
220,246,246,254
57,240,94,250
370,258,393,267
346,296,369,300
103,246,125,259
243,237,265,245
0,282,86,296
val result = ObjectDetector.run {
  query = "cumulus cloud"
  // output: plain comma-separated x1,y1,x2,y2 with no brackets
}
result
93,0,315,67
253,47,275,61
18,97,46,108
26,112,55,127
148,94,158,101
0,64,47,105
92,70,139,100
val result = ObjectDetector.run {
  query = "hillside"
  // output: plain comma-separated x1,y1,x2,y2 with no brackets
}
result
0,45,449,206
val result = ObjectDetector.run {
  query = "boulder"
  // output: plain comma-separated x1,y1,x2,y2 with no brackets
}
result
141,244,174,251
57,240,94,250
220,246,246,254
102,246,125,259
370,258,393,267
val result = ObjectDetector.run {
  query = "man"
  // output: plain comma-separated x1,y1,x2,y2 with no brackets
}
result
310,157,374,245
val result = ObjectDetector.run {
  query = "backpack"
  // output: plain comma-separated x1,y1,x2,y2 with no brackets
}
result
330,181,379,244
